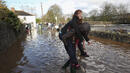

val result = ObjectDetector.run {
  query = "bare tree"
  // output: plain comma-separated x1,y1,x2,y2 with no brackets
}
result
0,0,6,7
117,4,128,23
88,9,99,21
42,4,64,24
20,5,36,15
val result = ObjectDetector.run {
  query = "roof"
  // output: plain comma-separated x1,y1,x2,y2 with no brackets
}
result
15,11,34,16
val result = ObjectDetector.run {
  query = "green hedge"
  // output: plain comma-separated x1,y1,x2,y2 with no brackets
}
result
0,7,23,32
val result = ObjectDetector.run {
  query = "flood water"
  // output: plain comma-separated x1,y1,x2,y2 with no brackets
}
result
0,28,130,73
91,24,130,33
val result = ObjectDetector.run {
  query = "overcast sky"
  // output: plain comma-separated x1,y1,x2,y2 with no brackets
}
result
6,0,130,17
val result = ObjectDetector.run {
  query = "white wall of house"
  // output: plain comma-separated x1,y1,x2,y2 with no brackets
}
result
18,16,36,28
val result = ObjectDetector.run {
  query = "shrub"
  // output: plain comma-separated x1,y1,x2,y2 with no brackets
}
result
0,2,23,32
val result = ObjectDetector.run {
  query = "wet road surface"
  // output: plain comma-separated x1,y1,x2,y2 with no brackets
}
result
0,28,130,73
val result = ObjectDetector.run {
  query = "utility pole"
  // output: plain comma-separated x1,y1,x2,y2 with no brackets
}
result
41,2,43,17
41,2,44,24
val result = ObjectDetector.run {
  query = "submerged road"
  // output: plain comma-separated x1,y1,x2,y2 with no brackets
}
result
0,28,130,73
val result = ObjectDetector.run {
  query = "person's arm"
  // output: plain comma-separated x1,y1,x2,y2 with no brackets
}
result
82,32,91,45
82,31,89,42
85,36,89,42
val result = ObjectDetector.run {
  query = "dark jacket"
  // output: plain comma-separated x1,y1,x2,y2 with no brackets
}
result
61,22,90,42
61,16,83,40
79,22,90,41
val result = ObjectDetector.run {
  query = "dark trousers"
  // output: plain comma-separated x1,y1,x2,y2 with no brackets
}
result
59,32,78,64
64,40,78,64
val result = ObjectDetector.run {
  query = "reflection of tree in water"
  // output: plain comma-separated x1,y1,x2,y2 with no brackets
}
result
37,25,43,35
48,29,59,40
48,31,52,41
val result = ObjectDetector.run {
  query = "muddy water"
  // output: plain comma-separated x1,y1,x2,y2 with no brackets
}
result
0,28,130,73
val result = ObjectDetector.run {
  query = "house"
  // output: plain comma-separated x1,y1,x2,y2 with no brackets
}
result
11,8,36,29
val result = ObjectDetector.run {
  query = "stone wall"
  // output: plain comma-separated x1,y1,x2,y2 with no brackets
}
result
89,31,130,44
0,22,26,51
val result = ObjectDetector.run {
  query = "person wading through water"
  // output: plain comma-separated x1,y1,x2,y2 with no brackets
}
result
59,9,91,69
